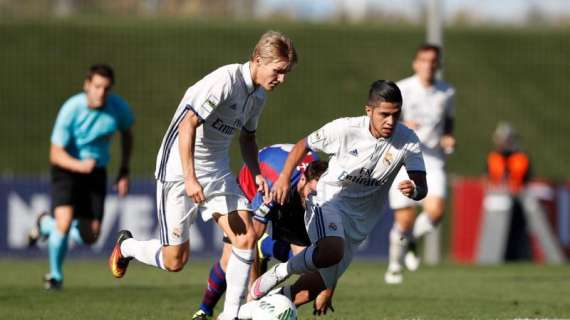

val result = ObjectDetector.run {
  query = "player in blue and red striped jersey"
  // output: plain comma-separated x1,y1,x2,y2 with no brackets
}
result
191,144,328,320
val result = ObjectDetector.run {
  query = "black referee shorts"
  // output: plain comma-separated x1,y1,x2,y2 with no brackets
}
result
50,165,107,221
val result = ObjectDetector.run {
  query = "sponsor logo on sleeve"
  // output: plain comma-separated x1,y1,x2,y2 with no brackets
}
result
199,95,220,116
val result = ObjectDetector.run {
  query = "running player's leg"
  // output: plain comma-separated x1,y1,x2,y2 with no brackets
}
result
73,173,105,246
386,169,417,283
46,205,72,288
110,180,192,278
414,196,444,239
215,210,257,319
250,202,345,300
386,207,415,283
193,241,231,319
240,235,352,318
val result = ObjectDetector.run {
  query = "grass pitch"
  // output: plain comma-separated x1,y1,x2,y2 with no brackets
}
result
1,259,569,319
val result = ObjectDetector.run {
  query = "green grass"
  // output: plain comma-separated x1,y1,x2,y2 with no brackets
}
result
2,259,570,319
0,19,569,179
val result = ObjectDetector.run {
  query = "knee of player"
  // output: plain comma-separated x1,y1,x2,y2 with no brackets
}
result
163,255,189,272
232,230,257,249
76,228,99,244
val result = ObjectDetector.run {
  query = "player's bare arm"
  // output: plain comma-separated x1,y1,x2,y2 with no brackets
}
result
271,138,310,205
115,127,133,197
239,130,269,201
399,170,427,201
49,144,96,174
178,111,205,204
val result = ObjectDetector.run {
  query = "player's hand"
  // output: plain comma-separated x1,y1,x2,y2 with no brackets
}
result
313,290,335,316
271,175,290,205
440,135,456,154
185,176,205,204
255,174,270,203
114,176,129,198
398,179,416,198
76,159,96,174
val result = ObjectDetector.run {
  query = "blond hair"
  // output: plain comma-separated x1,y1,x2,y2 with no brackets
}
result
251,30,297,69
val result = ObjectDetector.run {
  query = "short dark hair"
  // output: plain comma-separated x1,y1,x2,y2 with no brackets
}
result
367,80,402,107
415,43,441,60
304,160,328,181
87,64,114,85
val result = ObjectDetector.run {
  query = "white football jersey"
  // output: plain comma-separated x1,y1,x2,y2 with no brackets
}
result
397,75,455,161
155,62,266,182
306,116,425,241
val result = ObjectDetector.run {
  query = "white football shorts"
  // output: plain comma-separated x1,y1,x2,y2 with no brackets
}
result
156,171,250,245
305,195,362,289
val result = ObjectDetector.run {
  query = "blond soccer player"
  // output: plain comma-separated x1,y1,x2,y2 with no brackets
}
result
108,31,297,320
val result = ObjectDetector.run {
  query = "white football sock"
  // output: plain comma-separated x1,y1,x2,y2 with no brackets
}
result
120,238,166,270
388,224,411,272
284,244,317,275
413,212,436,240
223,247,254,318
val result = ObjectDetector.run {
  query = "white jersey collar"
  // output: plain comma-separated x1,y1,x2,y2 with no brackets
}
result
240,61,257,95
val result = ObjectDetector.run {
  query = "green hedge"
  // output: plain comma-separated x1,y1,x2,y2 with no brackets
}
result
1,19,568,179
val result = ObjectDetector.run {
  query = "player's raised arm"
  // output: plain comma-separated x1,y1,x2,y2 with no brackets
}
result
271,138,310,205
178,111,205,204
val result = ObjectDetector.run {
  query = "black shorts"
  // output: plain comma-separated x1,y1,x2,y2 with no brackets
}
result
269,210,311,247
50,165,107,220
221,212,310,247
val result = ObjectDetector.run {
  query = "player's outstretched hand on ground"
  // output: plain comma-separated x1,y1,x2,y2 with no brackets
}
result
313,291,335,316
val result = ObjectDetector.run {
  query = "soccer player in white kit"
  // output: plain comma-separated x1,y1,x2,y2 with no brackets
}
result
385,44,456,284
243,80,427,314
108,31,297,320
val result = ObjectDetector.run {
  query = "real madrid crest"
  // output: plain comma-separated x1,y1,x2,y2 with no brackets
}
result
383,151,394,166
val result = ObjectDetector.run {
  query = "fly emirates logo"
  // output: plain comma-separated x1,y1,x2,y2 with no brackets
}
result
337,167,382,187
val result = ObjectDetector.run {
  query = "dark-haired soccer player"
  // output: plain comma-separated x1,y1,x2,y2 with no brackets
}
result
191,144,327,319
240,80,427,316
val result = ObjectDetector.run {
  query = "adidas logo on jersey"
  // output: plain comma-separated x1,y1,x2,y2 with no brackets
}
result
349,149,358,156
